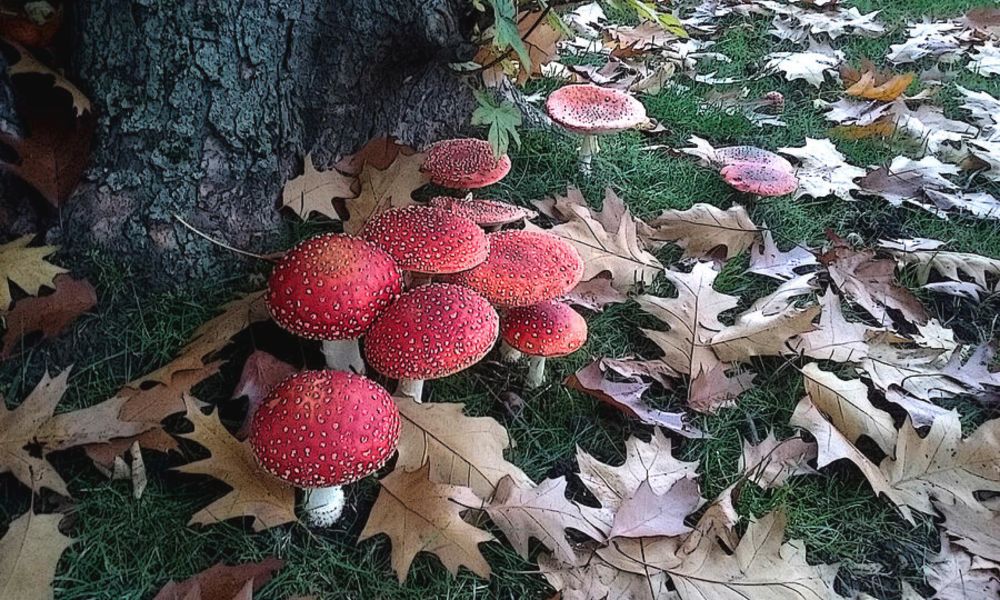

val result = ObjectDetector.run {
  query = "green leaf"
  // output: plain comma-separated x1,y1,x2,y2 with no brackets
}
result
607,0,688,38
488,0,532,69
472,90,522,157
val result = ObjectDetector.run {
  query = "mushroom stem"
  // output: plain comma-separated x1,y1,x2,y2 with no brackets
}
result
578,134,600,175
409,273,434,288
321,339,365,374
499,341,524,363
397,378,425,402
525,356,547,389
301,485,345,527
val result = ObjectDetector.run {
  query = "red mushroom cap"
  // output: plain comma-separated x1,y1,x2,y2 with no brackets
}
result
267,234,403,340
443,230,584,308
361,206,489,274
545,84,648,134
364,283,499,380
249,370,400,488
720,162,799,196
713,146,794,173
421,138,511,189
428,196,536,228
502,300,588,358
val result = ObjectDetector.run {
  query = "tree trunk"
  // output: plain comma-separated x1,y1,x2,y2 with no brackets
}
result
55,0,477,287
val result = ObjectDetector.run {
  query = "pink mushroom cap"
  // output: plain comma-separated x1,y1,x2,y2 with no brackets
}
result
713,146,794,173
428,196,536,228
249,370,400,488
361,206,489,274
267,233,403,341
364,283,500,380
502,300,588,358
421,138,511,189
721,162,799,196
545,84,648,134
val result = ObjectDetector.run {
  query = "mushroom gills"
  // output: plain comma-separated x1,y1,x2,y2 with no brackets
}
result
525,356,547,389
321,339,366,374
397,378,425,402
301,485,345,527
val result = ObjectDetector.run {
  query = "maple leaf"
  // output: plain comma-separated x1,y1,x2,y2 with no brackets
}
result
394,395,531,498
924,536,1000,600
486,475,603,564
803,362,897,454
608,478,702,539
565,358,703,439
359,463,493,582
0,370,72,495
280,153,356,220
0,235,66,312
576,429,698,533
638,262,754,413
173,396,297,532
342,152,427,235
778,138,866,201
1,274,96,359
790,289,876,363
0,511,74,600
739,431,817,490
152,558,284,600
936,500,1000,564
747,227,818,281
645,203,759,261
543,189,663,292
710,302,819,362
819,234,928,326
879,412,1000,521
764,46,844,87
561,274,629,312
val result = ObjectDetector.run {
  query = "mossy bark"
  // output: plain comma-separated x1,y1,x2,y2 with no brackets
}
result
56,0,476,287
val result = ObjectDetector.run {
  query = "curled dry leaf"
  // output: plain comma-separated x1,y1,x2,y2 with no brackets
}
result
231,350,297,438
739,431,817,490
561,273,629,312
359,463,494,583
0,511,74,600
844,69,914,102
1,274,96,359
924,536,1000,600
151,557,284,600
3,39,91,116
935,500,1000,564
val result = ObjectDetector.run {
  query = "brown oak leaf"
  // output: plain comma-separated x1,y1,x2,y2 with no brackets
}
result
1,274,96,359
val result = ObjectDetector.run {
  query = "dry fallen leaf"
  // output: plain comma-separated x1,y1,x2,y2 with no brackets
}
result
394,395,531,498
486,475,603,564
924,536,1000,600
151,557,284,600
359,463,493,583
936,500,1000,564
608,478,702,539
1,274,96,359
0,511,74,600
173,396,297,532
342,152,427,235
4,40,91,116
231,351,297,438
803,362,897,454
0,235,67,312
645,203,759,261
790,289,876,364
280,153,356,220
538,549,676,600
710,302,819,362
739,431,817,490
0,370,73,495
747,228,818,281
778,138,866,202
844,69,914,102
561,274,629,313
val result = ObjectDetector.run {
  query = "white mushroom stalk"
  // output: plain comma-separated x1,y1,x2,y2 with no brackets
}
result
321,339,365,374
578,134,600,175
499,341,524,363
526,356,547,389
396,378,425,402
301,485,345,527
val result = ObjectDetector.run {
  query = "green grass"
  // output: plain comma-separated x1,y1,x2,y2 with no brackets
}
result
3,1,1000,599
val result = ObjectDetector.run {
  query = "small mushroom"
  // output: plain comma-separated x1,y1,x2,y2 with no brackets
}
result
721,162,799,197
429,196,536,231
501,301,588,389
545,84,648,174
249,370,400,527
711,146,794,173
361,206,489,286
364,283,500,402
267,233,403,374
421,138,511,190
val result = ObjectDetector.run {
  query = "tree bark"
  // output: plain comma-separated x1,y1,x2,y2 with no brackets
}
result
55,0,477,287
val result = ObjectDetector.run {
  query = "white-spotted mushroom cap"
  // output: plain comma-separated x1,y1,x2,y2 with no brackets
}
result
502,300,587,358
545,84,648,135
421,138,511,189
364,283,499,380
720,162,799,196
443,230,584,308
428,196,536,228
712,146,794,173
267,233,403,340
249,370,401,488
360,206,489,275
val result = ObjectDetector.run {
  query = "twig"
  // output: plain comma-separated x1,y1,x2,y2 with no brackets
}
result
172,214,276,262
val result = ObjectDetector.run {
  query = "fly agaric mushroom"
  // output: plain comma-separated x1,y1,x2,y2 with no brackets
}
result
545,84,648,174
364,283,499,401
444,230,584,309
421,138,511,190
502,301,587,389
721,162,799,197
710,146,794,173
361,206,488,286
267,233,403,374
249,369,400,526
429,196,536,230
